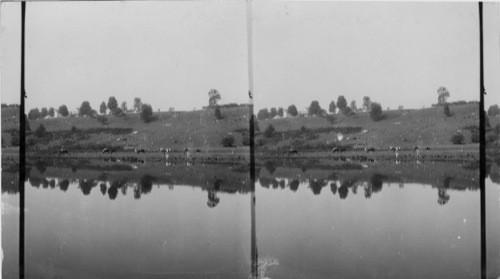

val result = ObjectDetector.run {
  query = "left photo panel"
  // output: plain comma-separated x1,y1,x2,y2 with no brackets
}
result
1,1,254,278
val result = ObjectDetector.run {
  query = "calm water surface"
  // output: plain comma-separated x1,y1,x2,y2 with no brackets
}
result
2,160,499,278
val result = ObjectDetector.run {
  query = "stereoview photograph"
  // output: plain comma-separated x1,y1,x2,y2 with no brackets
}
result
1,1,499,279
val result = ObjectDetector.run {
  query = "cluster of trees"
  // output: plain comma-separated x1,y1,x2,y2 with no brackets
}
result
257,107,285,120
28,105,68,120
257,95,384,122
79,97,153,123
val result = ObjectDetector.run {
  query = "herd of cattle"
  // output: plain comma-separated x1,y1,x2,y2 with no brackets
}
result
286,146,431,157
58,146,432,156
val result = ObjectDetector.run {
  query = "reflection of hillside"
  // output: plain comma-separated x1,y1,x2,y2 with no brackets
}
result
23,159,252,199
258,160,479,191
257,160,480,205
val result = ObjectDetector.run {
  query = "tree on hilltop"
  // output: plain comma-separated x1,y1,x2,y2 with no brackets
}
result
437,87,450,105
287,105,298,117
107,96,118,113
308,100,322,116
208,89,221,107
370,102,384,121
100,102,107,114
41,107,48,118
257,108,270,120
362,96,372,111
270,107,277,118
79,101,94,117
337,96,347,112
134,98,143,113
277,107,284,117
350,100,357,112
141,103,154,123
488,104,499,117
48,107,55,117
28,108,41,120
121,101,128,113
58,105,69,117
329,101,336,114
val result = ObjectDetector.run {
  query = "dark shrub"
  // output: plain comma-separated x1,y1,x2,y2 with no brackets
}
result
444,103,452,117
370,102,384,121
451,132,465,145
97,115,108,125
215,106,223,119
221,134,236,147
141,104,154,123
264,124,275,138
35,124,46,138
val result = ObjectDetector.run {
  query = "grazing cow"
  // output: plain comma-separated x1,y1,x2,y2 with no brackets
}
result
160,148,167,154
110,149,116,154
289,149,298,155
135,148,146,154
426,147,431,150
184,148,189,153
389,146,397,152
102,148,110,154
196,149,201,153
332,147,341,153
365,147,375,153
59,149,69,155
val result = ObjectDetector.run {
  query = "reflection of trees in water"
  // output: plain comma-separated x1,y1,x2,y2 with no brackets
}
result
370,174,384,193
330,182,337,195
207,179,222,208
100,183,107,195
108,186,118,200
309,179,327,195
289,179,300,192
79,179,98,195
140,175,155,194
49,179,56,189
58,179,69,192
437,177,453,205
337,179,357,199
29,177,42,188
338,185,348,199
279,179,286,189
41,179,49,189
489,163,500,184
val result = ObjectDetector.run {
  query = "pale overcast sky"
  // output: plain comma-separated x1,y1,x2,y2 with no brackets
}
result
1,1,499,113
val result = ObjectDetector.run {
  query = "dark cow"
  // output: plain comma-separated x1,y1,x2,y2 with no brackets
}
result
160,148,167,154
196,149,201,153
289,149,298,155
59,149,69,155
110,149,116,154
365,147,375,153
184,148,189,153
332,147,346,153
135,148,146,154
102,148,110,154
425,147,431,150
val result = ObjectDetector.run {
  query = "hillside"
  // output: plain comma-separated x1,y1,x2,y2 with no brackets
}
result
256,103,496,151
24,106,250,152
2,103,499,153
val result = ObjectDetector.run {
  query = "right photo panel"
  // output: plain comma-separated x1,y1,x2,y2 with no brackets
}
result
251,2,499,278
